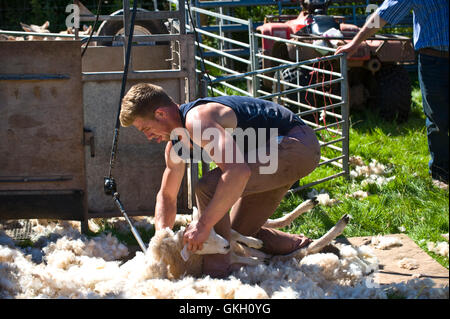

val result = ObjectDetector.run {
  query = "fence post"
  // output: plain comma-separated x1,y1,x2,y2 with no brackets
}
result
248,18,259,97
340,54,350,179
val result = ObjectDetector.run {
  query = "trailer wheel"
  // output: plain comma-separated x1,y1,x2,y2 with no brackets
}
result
96,8,168,46
375,65,411,122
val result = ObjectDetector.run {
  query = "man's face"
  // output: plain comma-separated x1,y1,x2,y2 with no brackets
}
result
133,114,171,143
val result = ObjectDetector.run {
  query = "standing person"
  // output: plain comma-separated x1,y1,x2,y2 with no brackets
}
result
120,83,321,277
336,0,449,190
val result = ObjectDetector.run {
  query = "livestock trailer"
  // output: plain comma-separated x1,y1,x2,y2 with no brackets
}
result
0,3,196,232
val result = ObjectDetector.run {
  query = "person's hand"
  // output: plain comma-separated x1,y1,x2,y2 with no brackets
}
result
183,220,211,253
335,41,359,58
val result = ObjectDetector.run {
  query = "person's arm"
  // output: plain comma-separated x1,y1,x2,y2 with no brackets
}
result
154,141,186,231
182,106,251,252
336,0,414,57
335,12,387,56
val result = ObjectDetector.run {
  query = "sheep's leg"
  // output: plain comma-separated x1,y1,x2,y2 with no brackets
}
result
271,214,350,262
230,251,262,266
305,214,350,254
232,241,270,262
263,198,318,229
230,229,263,249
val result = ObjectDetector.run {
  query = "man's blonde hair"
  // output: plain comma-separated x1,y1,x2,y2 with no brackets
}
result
120,83,176,127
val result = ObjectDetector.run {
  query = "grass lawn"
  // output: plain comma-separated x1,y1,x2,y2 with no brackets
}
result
275,73,449,268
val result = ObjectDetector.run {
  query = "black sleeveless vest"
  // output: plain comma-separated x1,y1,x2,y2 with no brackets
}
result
172,96,305,160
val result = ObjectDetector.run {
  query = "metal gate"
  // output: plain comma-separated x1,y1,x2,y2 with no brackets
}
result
175,1,350,192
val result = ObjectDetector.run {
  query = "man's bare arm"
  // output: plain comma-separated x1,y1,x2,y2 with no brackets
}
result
154,142,186,230
335,12,388,56
186,107,251,238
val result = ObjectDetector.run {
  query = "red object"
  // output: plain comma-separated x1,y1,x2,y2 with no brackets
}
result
257,17,308,53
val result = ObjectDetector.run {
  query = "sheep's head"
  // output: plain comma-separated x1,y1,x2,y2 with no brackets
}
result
181,207,230,261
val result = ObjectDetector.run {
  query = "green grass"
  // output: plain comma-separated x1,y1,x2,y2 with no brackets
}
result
275,74,449,269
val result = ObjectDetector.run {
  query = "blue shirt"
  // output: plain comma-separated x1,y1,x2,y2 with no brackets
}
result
376,0,449,51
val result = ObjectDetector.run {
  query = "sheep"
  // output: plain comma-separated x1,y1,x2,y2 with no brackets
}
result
17,21,93,41
152,199,351,279
20,21,50,40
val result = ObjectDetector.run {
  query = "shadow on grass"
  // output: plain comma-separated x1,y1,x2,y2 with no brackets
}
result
349,109,425,137
348,71,425,137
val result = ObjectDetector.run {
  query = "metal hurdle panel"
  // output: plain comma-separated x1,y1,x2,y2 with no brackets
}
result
181,2,349,191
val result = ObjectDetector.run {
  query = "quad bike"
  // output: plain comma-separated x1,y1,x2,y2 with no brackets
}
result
256,0,415,122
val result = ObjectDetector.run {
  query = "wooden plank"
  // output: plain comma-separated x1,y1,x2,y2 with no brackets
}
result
337,234,449,288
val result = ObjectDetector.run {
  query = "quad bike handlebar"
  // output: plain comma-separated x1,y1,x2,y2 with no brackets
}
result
300,0,332,14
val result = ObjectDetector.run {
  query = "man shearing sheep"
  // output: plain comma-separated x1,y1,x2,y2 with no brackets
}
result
120,83,321,277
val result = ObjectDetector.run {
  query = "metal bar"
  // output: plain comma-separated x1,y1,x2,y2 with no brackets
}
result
298,102,345,118
194,56,240,75
202,48,250,58
81,33,190,43
0,74,70,81
313,120,344,133
258,78,344,102
340,55,350,179
0,190,83,196
303,119,342,135
211,54,343,83
256,73,343,101
219,6,225,68
0,30,81,38
196,42,251,64
204,73,251,96
193,0,294,8
319,138,345,150
248,18,258,97
188,5,249,25
256,52,342,77
254,32,337,53
79,11,184,22
123,0,132,72
289,172,346,194
178,0,186,34
319,155,345,168
275,92,344,116
189,26,250,48
0,175,73,182
113,193,147,253
211,88,227,96
82,69,189,81
195,24,257,33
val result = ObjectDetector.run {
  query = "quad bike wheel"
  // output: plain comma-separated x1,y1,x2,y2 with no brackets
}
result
96,8,168,46
375,65,411,123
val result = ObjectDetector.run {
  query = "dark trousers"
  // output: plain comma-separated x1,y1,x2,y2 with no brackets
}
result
418,53,449,182
196,125,321,277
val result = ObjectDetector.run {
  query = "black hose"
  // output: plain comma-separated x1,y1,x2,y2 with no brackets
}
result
107,0,138,181
81,0,102,58
186,0,214,97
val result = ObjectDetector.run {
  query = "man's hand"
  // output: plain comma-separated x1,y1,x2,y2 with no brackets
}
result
335,12,386,58
335,41,359,58
183,220,211,252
